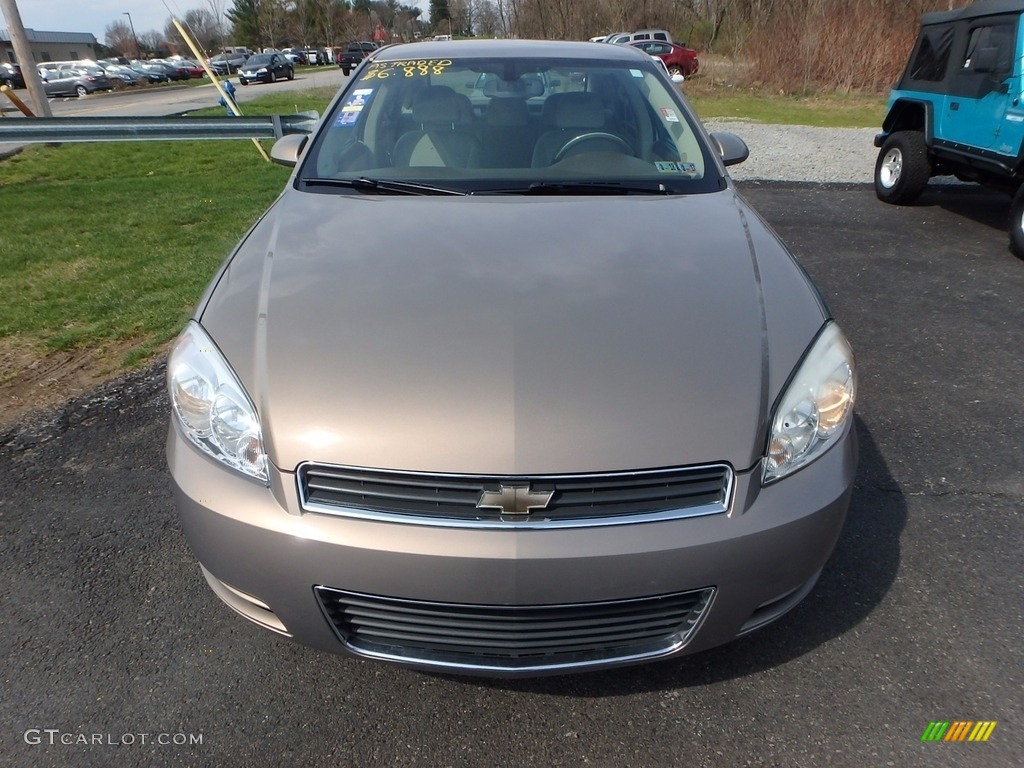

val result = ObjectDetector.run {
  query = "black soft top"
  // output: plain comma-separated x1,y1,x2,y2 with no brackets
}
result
922,0,1024,26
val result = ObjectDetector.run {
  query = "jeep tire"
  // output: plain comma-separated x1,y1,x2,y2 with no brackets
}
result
1009,185,1024,258
875,131,931,205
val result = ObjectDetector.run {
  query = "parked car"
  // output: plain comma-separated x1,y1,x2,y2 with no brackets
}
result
282,48,308,66
128,62,171,84
0,62,24,88
208,52,249,75
167,39,858,678
102,63,146,88
237,52,294,85
142,60,191,81
631,40,699,77
166,57,206,77
607,29,673,45
304,46,329,65
37,64,112,97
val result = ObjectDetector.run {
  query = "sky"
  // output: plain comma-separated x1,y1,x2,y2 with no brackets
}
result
4,0,428,45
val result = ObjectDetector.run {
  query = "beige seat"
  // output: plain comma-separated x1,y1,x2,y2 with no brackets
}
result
393,86,480,168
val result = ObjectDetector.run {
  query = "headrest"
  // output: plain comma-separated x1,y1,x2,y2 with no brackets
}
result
547,92,605,129
485,98,529,127
412,86,471,125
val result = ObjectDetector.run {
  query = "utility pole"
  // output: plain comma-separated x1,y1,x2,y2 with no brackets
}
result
124,11,141,59
0,0,52,116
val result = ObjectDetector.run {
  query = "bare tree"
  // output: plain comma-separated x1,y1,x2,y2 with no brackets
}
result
165,8,225,54
104,20,136,56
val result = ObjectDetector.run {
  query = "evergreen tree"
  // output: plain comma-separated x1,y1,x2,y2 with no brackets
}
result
225,0,260,48
430,0,452,28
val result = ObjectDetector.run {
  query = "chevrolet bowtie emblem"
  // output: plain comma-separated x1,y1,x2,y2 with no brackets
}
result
476,484,554,516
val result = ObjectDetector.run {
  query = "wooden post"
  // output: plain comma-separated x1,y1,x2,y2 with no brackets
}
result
0,0,53,117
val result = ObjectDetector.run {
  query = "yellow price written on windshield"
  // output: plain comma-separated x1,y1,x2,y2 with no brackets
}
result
361,59,454,79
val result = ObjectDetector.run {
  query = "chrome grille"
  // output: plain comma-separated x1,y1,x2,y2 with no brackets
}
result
298,463,732,527
315,587,715,672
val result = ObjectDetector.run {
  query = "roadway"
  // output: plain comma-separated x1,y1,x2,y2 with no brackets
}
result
0,66,346,157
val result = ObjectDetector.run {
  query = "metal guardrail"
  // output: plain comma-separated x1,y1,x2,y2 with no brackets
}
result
0,112,320,144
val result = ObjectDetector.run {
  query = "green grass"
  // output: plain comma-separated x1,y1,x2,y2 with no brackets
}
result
687,89,886,128
0,90,333,369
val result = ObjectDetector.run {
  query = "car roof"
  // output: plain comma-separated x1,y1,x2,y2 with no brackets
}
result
374,38,652,64
922,0,1024,25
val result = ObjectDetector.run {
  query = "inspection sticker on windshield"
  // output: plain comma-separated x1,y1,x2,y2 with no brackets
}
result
660,107,680,123
336,89,373,126
655,161,698,176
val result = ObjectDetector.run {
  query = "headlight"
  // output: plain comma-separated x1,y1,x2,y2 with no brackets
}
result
763,322,856,484
257,68,267,74
168,322,268,483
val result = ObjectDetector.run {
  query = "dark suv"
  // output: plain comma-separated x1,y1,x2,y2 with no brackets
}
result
874,0,1024,254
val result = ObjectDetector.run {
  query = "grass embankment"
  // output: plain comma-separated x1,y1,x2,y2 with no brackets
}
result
687,85,886,128
0,85,879,385
0,89,334,378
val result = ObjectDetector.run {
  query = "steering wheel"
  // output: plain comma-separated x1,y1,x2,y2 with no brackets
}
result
553,132,633,164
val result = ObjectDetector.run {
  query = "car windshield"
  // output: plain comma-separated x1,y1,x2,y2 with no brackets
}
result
299,52,721,195
247,54,274,66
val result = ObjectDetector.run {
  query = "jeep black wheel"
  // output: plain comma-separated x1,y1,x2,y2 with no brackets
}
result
1009,186,1024,258
875,131,930,205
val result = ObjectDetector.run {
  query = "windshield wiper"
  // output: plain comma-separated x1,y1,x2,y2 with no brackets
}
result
471,181,672,196
301,177,468,196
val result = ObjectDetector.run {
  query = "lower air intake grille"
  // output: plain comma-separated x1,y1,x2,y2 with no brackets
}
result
315,586,715,672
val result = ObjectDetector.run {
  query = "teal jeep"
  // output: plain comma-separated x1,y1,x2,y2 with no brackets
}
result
874,0,1024,253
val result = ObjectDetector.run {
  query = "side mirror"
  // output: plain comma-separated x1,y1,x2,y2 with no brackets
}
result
710,131,750,167
672,74,685,84
971,46,999,74
270,133,308,167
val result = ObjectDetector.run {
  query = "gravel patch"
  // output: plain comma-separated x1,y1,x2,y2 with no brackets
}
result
703,120,881,184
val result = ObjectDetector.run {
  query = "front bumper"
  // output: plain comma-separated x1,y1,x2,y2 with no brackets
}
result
168,423,857,677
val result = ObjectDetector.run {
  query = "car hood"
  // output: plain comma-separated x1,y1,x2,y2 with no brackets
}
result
200,189,828,475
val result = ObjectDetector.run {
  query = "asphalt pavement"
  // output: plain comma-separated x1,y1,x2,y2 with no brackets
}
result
1,182,1022,767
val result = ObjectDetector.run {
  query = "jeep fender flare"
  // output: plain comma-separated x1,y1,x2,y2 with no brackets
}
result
875,99,933,148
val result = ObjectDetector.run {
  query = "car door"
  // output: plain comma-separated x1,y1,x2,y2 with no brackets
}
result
941,16,1019,152
50,68,77,96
